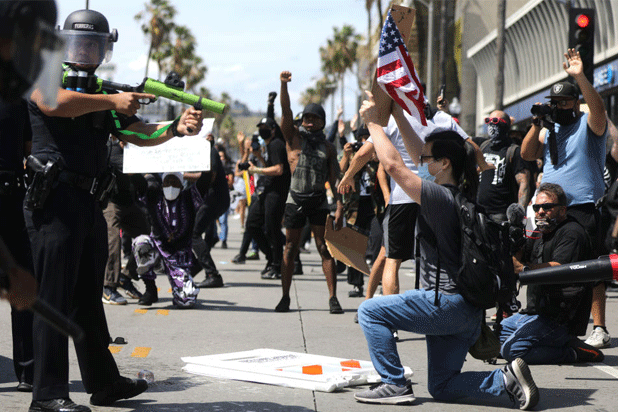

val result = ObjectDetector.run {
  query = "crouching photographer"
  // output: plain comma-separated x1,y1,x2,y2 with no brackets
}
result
500,183,604,364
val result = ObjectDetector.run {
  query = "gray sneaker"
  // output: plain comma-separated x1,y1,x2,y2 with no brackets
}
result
354,381,415,405
102,287,127,305
503,358,539,410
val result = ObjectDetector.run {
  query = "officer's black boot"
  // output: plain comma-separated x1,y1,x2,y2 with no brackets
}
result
138,279,158,306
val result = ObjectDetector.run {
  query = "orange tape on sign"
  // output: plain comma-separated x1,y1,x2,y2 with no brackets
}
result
302,365,323,375
340,360,361,369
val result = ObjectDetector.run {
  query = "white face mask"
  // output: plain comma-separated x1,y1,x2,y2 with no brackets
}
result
163,186,181,201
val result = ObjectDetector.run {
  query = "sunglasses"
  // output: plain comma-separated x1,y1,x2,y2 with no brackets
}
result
532,203,560,213
484,117,507,125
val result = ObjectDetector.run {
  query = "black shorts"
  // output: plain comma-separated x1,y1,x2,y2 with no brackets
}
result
284,203,328,229
382,203,419,261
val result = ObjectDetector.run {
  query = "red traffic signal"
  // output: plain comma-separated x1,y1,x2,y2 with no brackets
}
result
575,13,590,29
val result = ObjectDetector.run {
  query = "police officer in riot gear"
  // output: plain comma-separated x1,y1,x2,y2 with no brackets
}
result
25,9,202,412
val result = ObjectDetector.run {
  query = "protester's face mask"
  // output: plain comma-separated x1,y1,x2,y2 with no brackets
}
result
417,164,435,182
552,108,578,125
487,123,509,142
163,186,181,201
258,127,272,140
535,216,559,233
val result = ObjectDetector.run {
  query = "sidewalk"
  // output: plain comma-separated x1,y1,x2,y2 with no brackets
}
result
1,213,617,411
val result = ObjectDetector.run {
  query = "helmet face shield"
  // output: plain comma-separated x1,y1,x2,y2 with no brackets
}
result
59,30,113,66
5,18,64,104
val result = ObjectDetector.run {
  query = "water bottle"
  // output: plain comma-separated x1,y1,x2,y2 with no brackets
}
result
137,369,155,384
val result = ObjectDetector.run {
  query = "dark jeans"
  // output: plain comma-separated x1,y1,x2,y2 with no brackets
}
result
192,187,229,275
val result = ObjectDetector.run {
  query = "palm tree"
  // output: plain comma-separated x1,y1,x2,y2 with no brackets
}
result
161,25,208,92
301,76,337,107
134,0,176,79
319,25,361,115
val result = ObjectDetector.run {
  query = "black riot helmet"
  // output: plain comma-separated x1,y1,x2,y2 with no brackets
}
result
0,0,63,102
59,9,118,67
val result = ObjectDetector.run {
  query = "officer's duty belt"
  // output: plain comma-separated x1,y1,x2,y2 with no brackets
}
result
58,170,100,194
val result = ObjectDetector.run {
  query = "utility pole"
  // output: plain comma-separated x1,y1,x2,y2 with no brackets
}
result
494,0,507,110
438,0,448,88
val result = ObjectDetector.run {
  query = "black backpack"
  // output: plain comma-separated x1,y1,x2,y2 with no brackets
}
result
416,186,520,313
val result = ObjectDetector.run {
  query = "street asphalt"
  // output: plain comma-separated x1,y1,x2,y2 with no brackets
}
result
1,214,618,411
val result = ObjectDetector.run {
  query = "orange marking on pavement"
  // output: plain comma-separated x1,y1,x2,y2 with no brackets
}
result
302,365,323,375
131,347,151,358
135,309,147,314
108,346,123,354
168,288,172,293
340,360,361,368
157,309,169,316
157,287,161,292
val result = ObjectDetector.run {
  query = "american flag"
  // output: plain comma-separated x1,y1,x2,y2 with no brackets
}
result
377,11,427,126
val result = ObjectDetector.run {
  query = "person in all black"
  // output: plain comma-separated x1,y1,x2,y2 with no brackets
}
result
242,117,291,279
188,133,230,289
0,99,35,393
477,110,532,221
501,183,604,364
24,9,202,412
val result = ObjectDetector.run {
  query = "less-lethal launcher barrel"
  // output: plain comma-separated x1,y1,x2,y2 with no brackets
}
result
141,78,226,114
519,254,618,286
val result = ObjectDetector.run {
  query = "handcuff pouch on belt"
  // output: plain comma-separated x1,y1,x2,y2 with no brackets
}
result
24,155,60,210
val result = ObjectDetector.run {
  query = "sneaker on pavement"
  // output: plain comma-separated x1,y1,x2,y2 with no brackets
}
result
232,254,246,264
118,277,142,299
221,240,227,249
261,267,281,280
102,287,127,305
584,326,611,349
503,358,539,410
275,295,291,312
329,296,344,314
90,377,148,406
29,398,91,412
261,264,273,275
354,381,415,405
348,286,364,298
568,338,604,363
246,251,260,260
195,273,224,288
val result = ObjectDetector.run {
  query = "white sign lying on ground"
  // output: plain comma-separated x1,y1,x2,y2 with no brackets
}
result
182,348,413,393
122,118,214,173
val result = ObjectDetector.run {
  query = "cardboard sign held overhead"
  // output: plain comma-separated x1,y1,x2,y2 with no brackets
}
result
324,215,370,275
371,5,417,126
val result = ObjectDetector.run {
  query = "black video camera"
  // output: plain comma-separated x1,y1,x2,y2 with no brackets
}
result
251,133,261,151
351,141,364,151
238,162,250,171
530,103,556,125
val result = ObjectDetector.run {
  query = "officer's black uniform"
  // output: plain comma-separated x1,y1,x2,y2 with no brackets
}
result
24,99,138,401
0,99,34,388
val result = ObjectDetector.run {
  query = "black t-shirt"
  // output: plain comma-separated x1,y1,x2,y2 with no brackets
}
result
260,137,290,195
27,93,139,177
0,99,31,172
477,141,528,215
523,217,593,335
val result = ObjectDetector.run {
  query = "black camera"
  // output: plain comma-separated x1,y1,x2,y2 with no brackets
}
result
530,103,553,118
238,162,250,171
251,133,261,151
351,141,364,151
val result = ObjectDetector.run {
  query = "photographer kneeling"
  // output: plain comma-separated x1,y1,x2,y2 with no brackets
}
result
500,183,604,364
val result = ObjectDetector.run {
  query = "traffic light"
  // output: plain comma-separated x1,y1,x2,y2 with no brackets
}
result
568,8,595,84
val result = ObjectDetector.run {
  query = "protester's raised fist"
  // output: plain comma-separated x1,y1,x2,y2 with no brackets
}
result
280,71,292,83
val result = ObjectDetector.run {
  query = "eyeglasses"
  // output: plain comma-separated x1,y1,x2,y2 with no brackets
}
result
419,155,434,166
551,99,576,108
484,117,507,125
532,203,560,213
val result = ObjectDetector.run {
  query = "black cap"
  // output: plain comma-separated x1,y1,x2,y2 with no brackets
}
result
0,0,57,36
256,117,277,128
545,81,579,100
302,103,325,122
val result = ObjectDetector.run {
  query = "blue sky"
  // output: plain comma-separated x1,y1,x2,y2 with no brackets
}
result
57,0,373,120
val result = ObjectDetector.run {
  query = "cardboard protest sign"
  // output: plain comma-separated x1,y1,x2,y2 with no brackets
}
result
324,215,371,275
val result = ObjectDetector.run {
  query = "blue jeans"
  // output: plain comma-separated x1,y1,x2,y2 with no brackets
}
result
500,313,576,364
218,210,229,242
358,289,506,401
